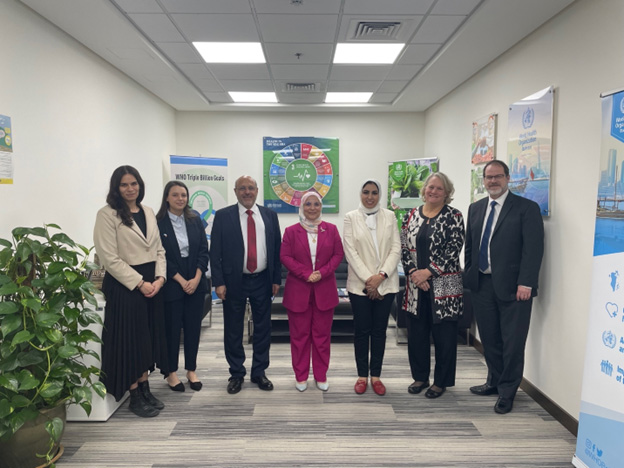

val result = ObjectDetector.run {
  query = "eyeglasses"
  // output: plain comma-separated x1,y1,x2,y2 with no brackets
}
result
484,174,506,181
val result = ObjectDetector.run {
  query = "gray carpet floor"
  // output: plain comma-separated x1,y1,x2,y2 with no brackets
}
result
57,308,576,467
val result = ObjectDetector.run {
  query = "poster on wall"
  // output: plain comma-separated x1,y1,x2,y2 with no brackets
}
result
472,113,496,164
169,155,228,241
0,115,12,153
263,137,339,213
388,158,439,225
0,152,13,184
507,86,553,216
470,165,488,203
572,89,624,468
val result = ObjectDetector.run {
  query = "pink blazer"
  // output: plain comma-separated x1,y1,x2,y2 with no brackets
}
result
280,221,344,312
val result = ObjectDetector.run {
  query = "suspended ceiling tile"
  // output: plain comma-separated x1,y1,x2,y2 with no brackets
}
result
386,64,423,81
377,80,408,93
178,63,214,80
172,14,260,42
264,43,334,64
254,0,341,14
208,64,271,80
411,15,466,43
369,92,398,104
431,0,482,15
330,65,392,81
160,0,252,14
343,0,435,15
327,81,382,92
270,64,329,81
204,92,234,103
157,43,203,64
258,14,339,43
128,14,185,42
398,43,441,65
113,0,162,14
219,80,275,92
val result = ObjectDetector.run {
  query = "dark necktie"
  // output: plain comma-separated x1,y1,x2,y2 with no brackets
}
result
246,210,257,273
479,200,497,272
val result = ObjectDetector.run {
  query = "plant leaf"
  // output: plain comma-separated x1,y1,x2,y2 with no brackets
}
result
17,350,45,367
34,312,62,328
39,381,63,398
92,381,107,399
58,345,78,358
48,262,70,274
0,399,14,419
11,394,32,408
17,370,40,391
0,375,19,392
45,417,64,443
1,314,22,337
21,297,42,313
0,282,19,296
11,330,34,346
0,354,18,371
0,238,12,248
44,329,63,343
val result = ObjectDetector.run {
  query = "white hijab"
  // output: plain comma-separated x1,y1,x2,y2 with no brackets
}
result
358,179,382,230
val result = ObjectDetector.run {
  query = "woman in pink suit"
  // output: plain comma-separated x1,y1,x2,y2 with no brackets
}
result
280,192,344,392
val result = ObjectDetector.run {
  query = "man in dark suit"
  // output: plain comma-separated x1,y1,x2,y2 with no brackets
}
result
210,175,282,394
464,160,544,414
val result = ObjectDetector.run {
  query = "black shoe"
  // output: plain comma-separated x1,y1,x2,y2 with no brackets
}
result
188,380,203,391
470,383,498,396
138,380,165,410
227,377,244,394
425,386,446,399
250,375,274,391
494,396,514,414
129,388,159,418
169,382,185,392
407,381,430,394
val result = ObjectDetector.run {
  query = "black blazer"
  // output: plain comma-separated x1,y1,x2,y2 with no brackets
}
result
464,191,544,301
158,212,209,302
210,204,282,294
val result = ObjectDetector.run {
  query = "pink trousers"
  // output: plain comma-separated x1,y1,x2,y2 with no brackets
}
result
287,295,334,382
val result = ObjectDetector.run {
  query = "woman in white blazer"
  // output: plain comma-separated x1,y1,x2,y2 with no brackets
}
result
343,179,401,395
93,166,169,418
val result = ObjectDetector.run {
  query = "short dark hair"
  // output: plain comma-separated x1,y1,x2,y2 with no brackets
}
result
106,165,145,227
483,160,509,177
156,181,196,220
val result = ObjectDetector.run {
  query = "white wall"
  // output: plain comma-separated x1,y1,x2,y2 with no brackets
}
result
423,0,624,417
0,0,176,246
175,111,425,230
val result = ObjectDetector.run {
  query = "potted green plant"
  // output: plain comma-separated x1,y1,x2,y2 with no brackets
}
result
0,224,106,468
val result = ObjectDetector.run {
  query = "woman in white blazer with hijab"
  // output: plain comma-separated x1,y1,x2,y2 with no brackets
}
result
343,179,401,396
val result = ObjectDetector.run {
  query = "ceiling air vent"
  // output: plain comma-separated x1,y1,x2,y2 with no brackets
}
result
352,22,401,41
283,83,319,93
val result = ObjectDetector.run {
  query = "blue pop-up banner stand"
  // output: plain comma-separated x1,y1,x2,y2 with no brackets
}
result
573,90,624,468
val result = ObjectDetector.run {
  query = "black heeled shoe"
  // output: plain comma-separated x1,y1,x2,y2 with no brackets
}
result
169,382,185,392
188,380,203,391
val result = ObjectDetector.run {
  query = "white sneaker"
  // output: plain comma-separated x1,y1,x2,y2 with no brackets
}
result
295,381,308,392
316,380,329,392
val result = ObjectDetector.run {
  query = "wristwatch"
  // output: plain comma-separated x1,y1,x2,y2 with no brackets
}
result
379,271,388,279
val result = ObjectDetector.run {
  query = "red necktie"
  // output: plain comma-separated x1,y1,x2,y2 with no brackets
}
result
246,210,257,273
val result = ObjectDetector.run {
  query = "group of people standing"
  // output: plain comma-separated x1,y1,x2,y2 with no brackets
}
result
94,159,543,418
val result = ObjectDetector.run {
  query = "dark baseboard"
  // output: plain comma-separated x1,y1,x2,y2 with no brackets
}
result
469,333,578,436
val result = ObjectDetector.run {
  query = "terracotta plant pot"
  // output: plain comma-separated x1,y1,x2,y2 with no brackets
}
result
0,404,66,468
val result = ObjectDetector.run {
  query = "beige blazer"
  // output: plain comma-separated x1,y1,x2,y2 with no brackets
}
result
343,208,401,296
93,205,166,291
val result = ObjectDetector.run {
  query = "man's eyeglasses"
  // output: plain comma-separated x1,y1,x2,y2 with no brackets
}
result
484,174,506,181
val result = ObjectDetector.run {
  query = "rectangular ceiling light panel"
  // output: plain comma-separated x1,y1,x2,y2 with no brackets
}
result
193,42,266,63
333,43,405,64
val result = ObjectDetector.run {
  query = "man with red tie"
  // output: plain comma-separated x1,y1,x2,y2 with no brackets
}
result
210,175,282,394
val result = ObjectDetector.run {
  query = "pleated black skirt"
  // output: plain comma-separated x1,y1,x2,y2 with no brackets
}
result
100,262,169,401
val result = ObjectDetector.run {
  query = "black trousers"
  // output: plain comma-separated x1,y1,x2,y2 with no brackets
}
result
163,290,204,373
406,290,458,388
349,293,395,378
223,271,272,379
472,273,532,400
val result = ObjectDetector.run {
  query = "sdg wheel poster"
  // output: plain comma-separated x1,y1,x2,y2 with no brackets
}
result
263,137,339,213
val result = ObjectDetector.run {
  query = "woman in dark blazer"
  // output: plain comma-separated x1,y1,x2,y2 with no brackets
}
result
156,181,209,392
400,172,464,399
280,191,344,392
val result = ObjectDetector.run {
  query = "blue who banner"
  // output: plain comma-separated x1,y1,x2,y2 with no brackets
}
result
573,90,624,468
